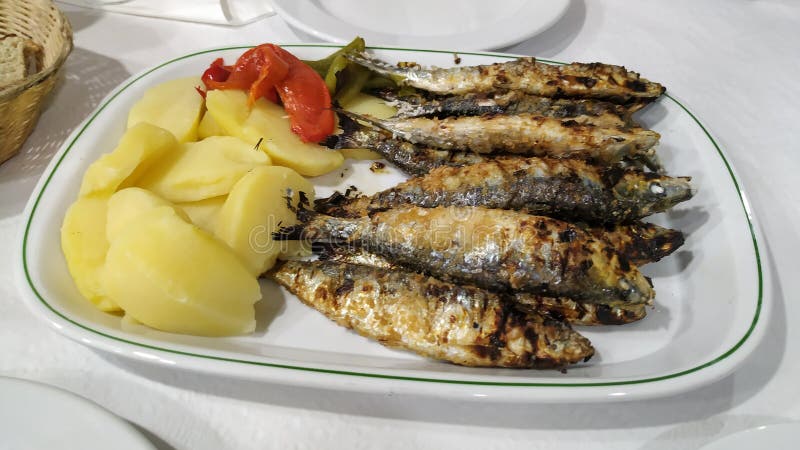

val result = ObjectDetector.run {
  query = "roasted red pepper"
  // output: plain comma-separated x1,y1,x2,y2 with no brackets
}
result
201,58,231,86
247,45,289,105
200,44,334,143
266,44,334,144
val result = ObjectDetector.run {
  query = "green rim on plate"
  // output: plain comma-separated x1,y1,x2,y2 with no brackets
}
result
22,45,763,388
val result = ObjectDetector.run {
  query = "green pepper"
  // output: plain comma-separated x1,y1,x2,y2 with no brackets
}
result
303,36,404,102
334,64,371,105
323,54,350,93
304,36,366,78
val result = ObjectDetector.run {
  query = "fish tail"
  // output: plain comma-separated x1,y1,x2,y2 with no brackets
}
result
332,108,391,133
273,223,306,241
321,110,364,149
323,109,392,150
274,190,317,241
345,52,403,79
313,186,371,218
311,242,340,260
273,208,362,243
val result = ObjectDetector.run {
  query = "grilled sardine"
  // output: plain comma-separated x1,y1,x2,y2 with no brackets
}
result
316,246,647,326
276,204,655,305
381,90,636,127
337,110,660,165
315,188,684,266
272,260,595,367
323,117,487,176
316,157,693,224
348,52,665,101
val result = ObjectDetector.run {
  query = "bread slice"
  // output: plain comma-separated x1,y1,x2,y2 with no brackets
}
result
0,35,43,89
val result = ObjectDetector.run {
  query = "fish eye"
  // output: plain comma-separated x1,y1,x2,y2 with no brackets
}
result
649,182,665,195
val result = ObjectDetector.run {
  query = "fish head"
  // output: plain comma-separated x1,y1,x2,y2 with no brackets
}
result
613,172,695,215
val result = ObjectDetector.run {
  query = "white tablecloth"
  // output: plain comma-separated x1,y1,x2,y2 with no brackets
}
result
1,1,798,448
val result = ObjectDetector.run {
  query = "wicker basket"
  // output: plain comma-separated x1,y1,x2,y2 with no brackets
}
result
0,0,72,165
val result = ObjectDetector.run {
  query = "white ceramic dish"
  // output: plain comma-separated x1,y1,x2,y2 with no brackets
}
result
699,423,800,450
272,0,570,51
17,45,769,402
0,377,155,450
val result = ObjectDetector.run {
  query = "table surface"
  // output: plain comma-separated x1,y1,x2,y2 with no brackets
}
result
1,1,798,449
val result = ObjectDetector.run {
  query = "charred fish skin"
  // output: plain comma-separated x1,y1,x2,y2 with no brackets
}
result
347,52,665,101
272,260,595,368
316,157,694,224
316,246,647,326
338,110,660,164
277,205,655,305
589,222,685,266
382,90,634,128
512,294,647,326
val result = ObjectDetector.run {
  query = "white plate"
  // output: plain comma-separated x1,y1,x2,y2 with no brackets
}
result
272,0,569,51
699,423,800,450
0,377,155,450
17,45,769,402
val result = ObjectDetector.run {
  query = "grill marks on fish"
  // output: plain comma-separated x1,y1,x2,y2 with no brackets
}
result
336,110,660,165
513,294,647,326
316,246,648,326
315,157,693,224
276,205,655,305
591,222,685,266
272,260,595,367
348,52,665,101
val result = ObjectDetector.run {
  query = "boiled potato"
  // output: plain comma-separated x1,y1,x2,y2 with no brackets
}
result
177,196,226,234
341,92,397,118
79,123,177,198
136,135,270,202
206,89,343,177
216,166,314,275
203,89,249,137
104,206,261,336
197,112,226,139
61,196,120,312
106,187,189,242
127,77,204,142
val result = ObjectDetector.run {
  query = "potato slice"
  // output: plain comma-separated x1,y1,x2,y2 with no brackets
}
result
106,187,189,242
79,123,177,198
216,166,314,275
127,77,204,143
341,92,397,119
61,196,120,312
206,89,343,177
136,135,270,202
197,111,226,139
104,206,261,336
177,196,226,234
203,89,249,137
